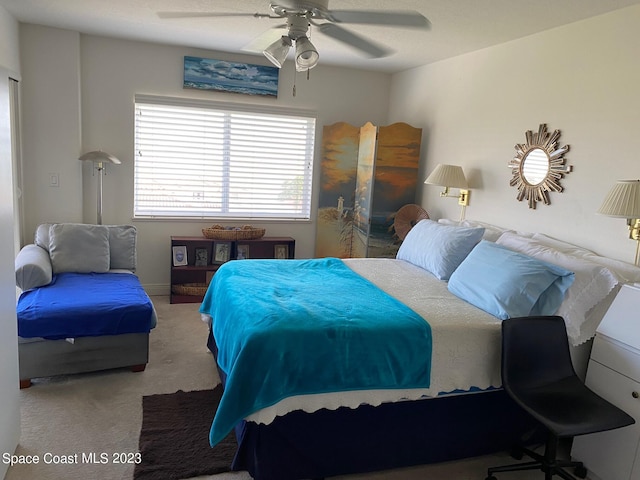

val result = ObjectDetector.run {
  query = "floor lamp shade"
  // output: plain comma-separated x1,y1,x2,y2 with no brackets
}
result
79,150,121,225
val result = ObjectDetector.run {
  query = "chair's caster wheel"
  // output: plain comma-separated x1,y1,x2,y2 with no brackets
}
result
485,475,498,480
510,446,523,460
574,465,588,478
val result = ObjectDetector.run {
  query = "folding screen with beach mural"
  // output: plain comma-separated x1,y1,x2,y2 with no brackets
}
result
315,122,422,258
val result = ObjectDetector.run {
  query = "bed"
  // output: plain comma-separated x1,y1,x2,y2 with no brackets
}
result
200,219,638,480
15,223,157,388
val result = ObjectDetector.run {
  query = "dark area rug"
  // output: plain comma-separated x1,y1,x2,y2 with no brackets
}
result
134,384,237,480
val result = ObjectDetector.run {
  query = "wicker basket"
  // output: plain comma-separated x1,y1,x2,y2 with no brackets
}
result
202,226,266,241
171,283,208,297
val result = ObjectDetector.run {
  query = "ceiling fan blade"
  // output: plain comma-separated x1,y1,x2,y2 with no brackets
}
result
327,10,431,29
157,12,272,19
317,23,392,58
241,26,288,53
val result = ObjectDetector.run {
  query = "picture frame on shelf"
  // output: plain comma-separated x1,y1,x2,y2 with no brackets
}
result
195,247,208,266
214,242,232,263
172,246,188,266
274,244,289,259
236,244,250,260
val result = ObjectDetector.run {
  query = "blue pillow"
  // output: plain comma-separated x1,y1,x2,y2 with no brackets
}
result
396,219,485,280
448,240,575,319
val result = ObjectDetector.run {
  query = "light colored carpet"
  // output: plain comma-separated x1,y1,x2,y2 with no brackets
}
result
6,296,552,480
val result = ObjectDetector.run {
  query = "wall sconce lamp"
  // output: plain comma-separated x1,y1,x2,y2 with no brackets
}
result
597,179,640,266
79,150,121,225
424,164,470,220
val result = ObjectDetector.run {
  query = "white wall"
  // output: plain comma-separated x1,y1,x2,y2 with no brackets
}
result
389,5,640,264
20,25,83,232
24,6,640,288
0,6,21,479
0,6,19,74
16,28,391,293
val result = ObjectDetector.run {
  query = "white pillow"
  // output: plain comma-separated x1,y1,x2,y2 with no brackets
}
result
496,232,619,345
531,233,596,258
531,233,640,284
582,255,640,284
49,223,111,274
460,219,513,242
396,219,484,280
437,218,460,226
440,218,524,242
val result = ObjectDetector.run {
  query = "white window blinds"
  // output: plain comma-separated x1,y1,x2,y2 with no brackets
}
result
134,95,316,220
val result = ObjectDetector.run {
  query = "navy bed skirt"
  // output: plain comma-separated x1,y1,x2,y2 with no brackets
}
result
208,328,539,480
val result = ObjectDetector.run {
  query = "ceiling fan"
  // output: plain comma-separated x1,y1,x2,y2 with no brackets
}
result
158,0,430,72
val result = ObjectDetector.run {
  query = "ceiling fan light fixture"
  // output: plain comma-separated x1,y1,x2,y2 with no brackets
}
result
161,2,432,72
295,36,319,70
263,35,292,68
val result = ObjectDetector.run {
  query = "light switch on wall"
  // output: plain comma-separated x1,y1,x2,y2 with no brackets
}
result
49,173,59,187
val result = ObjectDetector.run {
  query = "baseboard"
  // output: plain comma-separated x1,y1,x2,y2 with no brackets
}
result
144,283,170,296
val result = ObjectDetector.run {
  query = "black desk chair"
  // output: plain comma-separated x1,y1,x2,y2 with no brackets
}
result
486,316,635,480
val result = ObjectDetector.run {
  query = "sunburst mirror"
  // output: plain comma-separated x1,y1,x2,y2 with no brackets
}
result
508,123,572,209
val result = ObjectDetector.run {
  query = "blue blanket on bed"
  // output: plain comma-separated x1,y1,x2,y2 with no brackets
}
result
200,257,433,447
17,272,155,339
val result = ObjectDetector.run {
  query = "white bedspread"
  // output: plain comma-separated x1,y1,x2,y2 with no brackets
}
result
244,258,503,425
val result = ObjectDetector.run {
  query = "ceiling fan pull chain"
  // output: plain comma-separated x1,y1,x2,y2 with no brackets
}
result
292,67,297,97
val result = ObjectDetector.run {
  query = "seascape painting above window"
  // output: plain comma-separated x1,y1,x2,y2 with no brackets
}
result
183,56,279,97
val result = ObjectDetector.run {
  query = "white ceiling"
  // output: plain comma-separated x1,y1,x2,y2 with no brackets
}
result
2,0,640,73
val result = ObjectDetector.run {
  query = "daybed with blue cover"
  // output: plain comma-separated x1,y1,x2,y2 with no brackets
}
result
15,223,156,388
199,219,639,480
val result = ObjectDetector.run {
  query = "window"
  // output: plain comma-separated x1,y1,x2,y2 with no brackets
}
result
134,95,316,220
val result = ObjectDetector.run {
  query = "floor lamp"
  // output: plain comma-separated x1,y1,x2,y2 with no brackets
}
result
79,150,121,225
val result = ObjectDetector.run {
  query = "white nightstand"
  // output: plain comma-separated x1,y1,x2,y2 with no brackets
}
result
571,283,640,480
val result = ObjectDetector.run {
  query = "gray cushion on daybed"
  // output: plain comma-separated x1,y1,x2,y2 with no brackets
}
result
15,244,52,291
49,223,111,274
35,223,137,271
34,223,51,252
108,225,137,271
